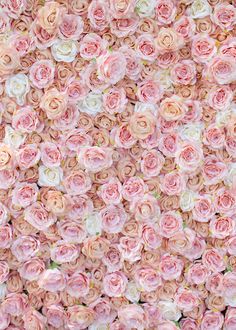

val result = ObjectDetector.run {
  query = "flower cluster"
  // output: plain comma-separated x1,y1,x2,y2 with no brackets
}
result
0,0,236,329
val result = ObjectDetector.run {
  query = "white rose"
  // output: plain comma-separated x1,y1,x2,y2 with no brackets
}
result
125,281,140,303
38,166,63,187
86,212,102,236
180,190,196,212
135,0,156,17
179,124,203,142
51,39,78,63
225,295,236,307
224,163,236,188
4,126,26,149
89,323,109,330
5,73,30,105
215,109,231,127
134,102,157,115
155,69,173,92
78,92,102,116
158,301,182,321
189,0,212,19
0,284,7,301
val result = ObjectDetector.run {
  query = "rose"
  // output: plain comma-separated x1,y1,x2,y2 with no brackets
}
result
180,190,196,212
135,34,157,62
103,87,127,115
45,305,65,329
159,96,187,121
58,219,87,243
140,149,164,178
223,272,236,304
131,194,160,222
213,4,236,30
40,89,67,120
63,170,91,196
135,0,156,17
122,176,146,201
137,80,162,104
97,51,126,84
18,257,45,281
50,241,79,264
124,281,140,303
176,142,203,173
202,248,226,272
24,202,56,231
118,304,145,330
0,202,9,226
207,85,233,111
113,124,137,149
187,262,209,285
98,177,122,205
159,254,184,281
0,308,10,330
82,236,110,259
52,103,80,132
192,195,215,222
68,195,93,221
201,311,224,330
5,73,29,105
16,144,40,169
0,224,12,249
156,27,184,52
174,16,196,40
158,301,181,322
45,191,68,216
36,1,62,31
103,271,127,297
12,107,38,133
88,0,110,31
100,204,127,234
160,171,186,196
59,14,84,40
29,60,55,89
202,155,227,185
174,289,199,312
189,0,212,19
157,51,179,69
210,216,234,239
12,183,38,208
38,166,63,187
66,272,90,298
67,305,95,330
155,0,176,25
102,245,122,272
0,45,20,81
203,125,225,150
170,60,196,86
159,211,183,238
214,188,236,216
118,236,142,263
129,111,156,139
134,266,162,292
23,309,47,330
191,34,217,63
11,235,39,262
0,261,9,284
158,321,179,330
2,0,26,19
180,318,199,330
120,46,142,80
78,147,113,173
206,273,224,295
1,293,28,316
51,39,78,63
3,125,26,150
11,33,35,57
80,33,107,60
38,269,66,292
206,56,236,85
78,92,103,116
225,308,236,330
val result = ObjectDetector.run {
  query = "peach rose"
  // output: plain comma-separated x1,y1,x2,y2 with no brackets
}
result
67,305,95,330
129,111,156,139
156,27,184,52
159,96,187,121
36,1,62,31
82,236,110,259
40,89,68,120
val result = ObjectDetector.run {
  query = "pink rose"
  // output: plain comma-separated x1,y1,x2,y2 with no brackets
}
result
214,188,236,216
29,60,55,89
130,194,160,222
157,51,179,69
155,0,176,25
90,298,116,323
103,87,127,114
64,129,92,153
0,224,12,249
206,56,236,85
40,142,62,168
52,102,80,132
227,236,236,256
170,60,196,85
18,257,45,281
59,14,84,40
103,245,122,272
207,85,233,111
158,321,179,330
113,124,137,149
38,269,66,292
212,4,236,30
0,261,9,284
63,170,91,196
122,176,146,201
88,0,110,30
11,33,35,57
179,318,199,330
203,125,225,150
78,147,113,173
175,142,203,173
159,95,187,121
159,211,183,238
1,293,28,316
67,195,93,220
202,155,227,185
223,272,236,298
44,304,65,329
134,266,162,292
206,273,224,295
98,177,122,205
141,149,165,177
16,144,40,170
67,305,95,330
97,51,126,84
137,80,162,104
192,195,215,223
141,224,162,250
136,34,157,62
12,183,38,208
159,254,184,280
24,202,56,231
100,204,127,233
12,107,39,133
118,304,145,330
118,236,142,263
0,308,10,330
158,133,179,157
225,307,236,330
191,34,217,63
160,171,186,196
80,33,107,60
0,169,18,189
23,309,47,330
110,16,139,38
202,248,226,272
174,289,199,312
2,0,26,18
200,311,224,330
103,271,128,297
57,220,87,244
0,202,9,226
66,272,90,298
187,262,209,285
174,16,196,40
210,216,235,239
182,100,202,124
11,235,39,262
50,241,79,264
120,46,142,80
67,80,88,102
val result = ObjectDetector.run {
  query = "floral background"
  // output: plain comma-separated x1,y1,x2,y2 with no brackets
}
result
0,0,236,329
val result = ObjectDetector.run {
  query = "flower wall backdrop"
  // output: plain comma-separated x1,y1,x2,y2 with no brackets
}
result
0,0,236,329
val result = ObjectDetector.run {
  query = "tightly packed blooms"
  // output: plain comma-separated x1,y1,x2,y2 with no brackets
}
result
0,0,236,329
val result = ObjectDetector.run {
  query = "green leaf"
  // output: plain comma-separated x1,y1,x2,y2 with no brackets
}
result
49,261,59,269
173,321,180,328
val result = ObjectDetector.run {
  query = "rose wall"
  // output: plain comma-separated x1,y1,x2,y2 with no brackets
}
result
0,0,236,329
